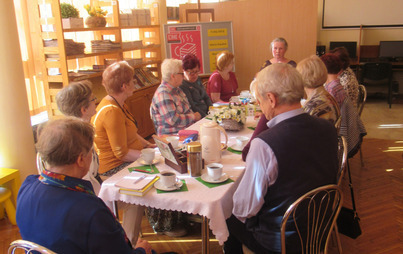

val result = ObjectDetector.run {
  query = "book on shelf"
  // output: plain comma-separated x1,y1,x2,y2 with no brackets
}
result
115,172,159,196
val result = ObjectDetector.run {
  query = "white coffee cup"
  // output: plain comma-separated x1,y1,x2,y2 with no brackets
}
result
160,171,178,188
166,136,179,149
141,148,155,164
236,136,249,149
207,163,223,181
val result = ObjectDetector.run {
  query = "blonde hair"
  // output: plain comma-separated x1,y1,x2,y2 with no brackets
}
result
56,80,93,118
102,61,134,94
216,51,234,71
296,55,328,89
36,118,94,167
255,63,304,105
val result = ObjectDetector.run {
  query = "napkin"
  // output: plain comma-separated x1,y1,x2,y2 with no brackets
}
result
196,177,234,188
227,147,242,154
156,179,188,193
128,165,160,174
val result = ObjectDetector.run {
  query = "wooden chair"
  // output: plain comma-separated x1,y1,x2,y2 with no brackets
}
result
8,240,56,254
0,187,16,225
281,185,343,254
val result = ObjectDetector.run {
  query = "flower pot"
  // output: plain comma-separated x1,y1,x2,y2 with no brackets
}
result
85,16,106,28
62,18,84,29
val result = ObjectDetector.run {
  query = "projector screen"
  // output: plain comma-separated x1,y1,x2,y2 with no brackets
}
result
322,0,403,28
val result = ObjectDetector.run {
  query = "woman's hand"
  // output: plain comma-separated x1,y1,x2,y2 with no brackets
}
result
135,238,152,254
210,93,221,103
145,142,157,148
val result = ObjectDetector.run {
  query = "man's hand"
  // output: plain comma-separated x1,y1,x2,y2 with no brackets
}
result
194,112,202,121
135,238,152,254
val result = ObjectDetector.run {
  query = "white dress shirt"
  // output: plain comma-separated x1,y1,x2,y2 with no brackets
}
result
232,108,304,222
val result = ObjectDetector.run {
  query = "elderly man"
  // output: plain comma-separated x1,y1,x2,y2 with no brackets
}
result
151,58,201,136
17,118,153,254
224,63,339,253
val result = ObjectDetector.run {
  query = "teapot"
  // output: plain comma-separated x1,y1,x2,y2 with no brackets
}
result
200,121,228,164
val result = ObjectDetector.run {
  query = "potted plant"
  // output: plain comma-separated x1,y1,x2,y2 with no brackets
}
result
84,4,108,28
212,105,246,131
60,3,83,29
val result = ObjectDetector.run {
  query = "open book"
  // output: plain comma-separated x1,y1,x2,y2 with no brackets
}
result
115,172,159,196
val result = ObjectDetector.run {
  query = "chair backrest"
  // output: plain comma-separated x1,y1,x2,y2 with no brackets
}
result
356,85,367,116
361,62,392,82
281,185,343,254
334,115,341,132
8,240,56,254
337,136,348,186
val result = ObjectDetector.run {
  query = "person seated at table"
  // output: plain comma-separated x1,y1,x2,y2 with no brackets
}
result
224,63,339,254
260,37,297,70
207,50,238,102
330,47,359,107
151,58,201,136
55,80,102,195
320,53,347,108
16,118,153,254
242,38,298,161
180,53,212,117
297,55,340,125
321,54,366,157
92,61,156,177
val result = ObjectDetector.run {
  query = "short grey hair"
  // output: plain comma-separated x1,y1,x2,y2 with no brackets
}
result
56,80,93,118
161,58,182,83
36,117,94,167
296,55,328,89
255,63,304,105
270,37,288,51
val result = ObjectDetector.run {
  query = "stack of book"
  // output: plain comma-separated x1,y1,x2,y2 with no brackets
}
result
91,40,121,53
133,68,160,87
115,172,159,196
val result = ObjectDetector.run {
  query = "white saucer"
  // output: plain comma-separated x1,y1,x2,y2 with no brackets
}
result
201,173,229,183
229,144,244,152
154,180,183,191
138,155,161,165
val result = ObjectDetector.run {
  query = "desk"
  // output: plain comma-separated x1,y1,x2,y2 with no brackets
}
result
98,117,256,253
0,168,21,206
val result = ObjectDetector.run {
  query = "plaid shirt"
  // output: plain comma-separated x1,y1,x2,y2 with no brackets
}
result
151,82,196,135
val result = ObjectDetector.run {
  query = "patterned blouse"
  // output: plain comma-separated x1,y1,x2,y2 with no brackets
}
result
303,86,340,125
339,67,359,107
324,79,347,109
151,82,196,135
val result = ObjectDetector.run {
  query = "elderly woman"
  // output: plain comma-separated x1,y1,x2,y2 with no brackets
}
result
151,58,201,136
260,37,297,70
320,53,347,108
54,81,101,194
92,61,155,177
180,54,212,117
330,47,359,107
207,50,238,102
17,118,153,254
297,55,340,125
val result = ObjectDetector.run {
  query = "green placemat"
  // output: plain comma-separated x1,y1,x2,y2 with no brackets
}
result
247,126,256,130
156,179,188,193
128,165,160,174
196,177,234,188
227,147,242,154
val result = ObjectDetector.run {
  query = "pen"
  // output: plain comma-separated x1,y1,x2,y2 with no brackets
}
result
133,175,146,184
134,169,150,173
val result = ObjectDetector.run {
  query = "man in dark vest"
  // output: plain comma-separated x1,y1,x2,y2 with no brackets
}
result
224,63,338,254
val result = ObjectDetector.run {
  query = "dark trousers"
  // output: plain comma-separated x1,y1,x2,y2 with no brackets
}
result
224,215,279,254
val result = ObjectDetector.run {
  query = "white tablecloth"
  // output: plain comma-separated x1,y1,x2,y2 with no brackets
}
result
98,117,256,245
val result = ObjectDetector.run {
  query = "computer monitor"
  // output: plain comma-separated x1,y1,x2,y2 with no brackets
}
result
329,41,357,58
379,41,403,60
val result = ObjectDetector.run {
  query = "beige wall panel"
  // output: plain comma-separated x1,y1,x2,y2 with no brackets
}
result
180,0,318,91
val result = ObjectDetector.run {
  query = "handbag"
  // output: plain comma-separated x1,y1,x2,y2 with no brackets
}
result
336,161,362,239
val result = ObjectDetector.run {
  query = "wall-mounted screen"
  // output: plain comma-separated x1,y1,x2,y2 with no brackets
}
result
379,41,403,59
329,41,357,58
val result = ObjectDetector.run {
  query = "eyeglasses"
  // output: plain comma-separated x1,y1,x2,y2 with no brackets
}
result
186,70,200,75
89,96,97,103
176,72,185,76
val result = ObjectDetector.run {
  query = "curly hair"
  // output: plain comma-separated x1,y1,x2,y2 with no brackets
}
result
182,54,200,71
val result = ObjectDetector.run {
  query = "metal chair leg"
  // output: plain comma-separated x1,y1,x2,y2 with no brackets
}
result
359,147,364,167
